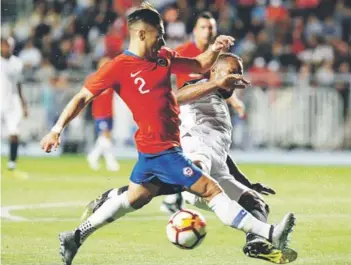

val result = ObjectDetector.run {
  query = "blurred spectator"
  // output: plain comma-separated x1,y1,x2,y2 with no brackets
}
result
19,39,42,69
335,62,350,120
50,37,72,71
291,30,305,55
315,61,335,88
104,24,124,58
254,31,272,62
304,15,323,39
297,63,312,89
234,32,256,57
36,57,56,128
266,0,288,23
322,16,342,40
266,60,281,88
163,5,186,48
217,2,236,34
249,57,269,88
298,36,334,65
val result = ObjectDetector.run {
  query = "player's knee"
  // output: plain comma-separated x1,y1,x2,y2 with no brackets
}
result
238,191,270,218
127,190,154,210
9,135,18,142
129,193,153,209
200,179,222,202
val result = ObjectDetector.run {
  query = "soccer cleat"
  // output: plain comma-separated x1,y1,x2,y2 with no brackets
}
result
160,194,183,214
59,231,80,265
105,160,120,172
81,195,106,221
243,239,298,264
271,213,296,250
7,161,16,171
87,155,100,171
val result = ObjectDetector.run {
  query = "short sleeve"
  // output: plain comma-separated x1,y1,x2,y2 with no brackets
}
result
84,59,120,96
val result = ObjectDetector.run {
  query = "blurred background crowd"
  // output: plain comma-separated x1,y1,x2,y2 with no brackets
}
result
1,0,351,151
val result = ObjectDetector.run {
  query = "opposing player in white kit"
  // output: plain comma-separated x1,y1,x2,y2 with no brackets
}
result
1,37,28,170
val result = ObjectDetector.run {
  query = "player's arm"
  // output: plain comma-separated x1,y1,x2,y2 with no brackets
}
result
176,74,249,104
17,83,28,118
41,60,119,153
54,87,95,132
172,35,235,74
176,80,218,104
226,92,245,119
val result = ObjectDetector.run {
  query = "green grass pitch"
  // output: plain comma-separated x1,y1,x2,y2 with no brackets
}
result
1,156,351,265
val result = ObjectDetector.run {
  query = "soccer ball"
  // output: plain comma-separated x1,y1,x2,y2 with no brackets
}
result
166,209,207,249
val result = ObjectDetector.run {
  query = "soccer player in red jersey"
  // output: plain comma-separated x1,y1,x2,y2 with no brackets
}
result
40,3,295,264
87,57,120,172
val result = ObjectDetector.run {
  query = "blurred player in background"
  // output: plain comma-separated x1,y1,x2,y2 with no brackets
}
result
87,57,120,172
174,11,245,118
161,12,272,214
1,37,28,171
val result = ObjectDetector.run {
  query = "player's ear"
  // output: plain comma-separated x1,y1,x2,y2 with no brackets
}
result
138,30,146,41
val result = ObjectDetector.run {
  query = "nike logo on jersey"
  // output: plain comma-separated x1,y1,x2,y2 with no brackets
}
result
130,70,141,77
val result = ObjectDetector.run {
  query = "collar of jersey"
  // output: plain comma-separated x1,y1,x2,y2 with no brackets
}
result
123,50,143,59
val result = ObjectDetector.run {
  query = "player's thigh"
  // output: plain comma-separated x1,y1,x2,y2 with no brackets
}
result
127,180,161,209
212,160,249,202
4,103,22,136
95,118,113,135
181,135,213,173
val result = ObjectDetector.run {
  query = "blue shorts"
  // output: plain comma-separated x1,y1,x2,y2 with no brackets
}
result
94,118,113,135
130,147,203,188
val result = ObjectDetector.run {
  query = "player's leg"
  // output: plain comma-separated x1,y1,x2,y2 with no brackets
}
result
59,181,159,265
4,101,22,170
87,119,104,170
100,118,119,171
59,155,159,265
189,175,296,263
161,135,211,213
226,154,251,188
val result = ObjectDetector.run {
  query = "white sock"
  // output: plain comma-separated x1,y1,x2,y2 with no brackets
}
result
77,191,135,244
88,136,105,161
208,192,272,240
100,136,119,167
182,191,212,211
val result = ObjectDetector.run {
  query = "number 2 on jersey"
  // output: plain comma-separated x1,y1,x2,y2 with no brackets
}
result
134,77,149,94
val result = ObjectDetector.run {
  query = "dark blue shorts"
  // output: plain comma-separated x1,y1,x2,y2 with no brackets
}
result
130,147,203,188
94,118,113,135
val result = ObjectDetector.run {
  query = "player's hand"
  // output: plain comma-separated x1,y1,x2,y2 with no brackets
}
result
211,35,235,52
40,131,60,153
216,74,250,91
251,183,276,196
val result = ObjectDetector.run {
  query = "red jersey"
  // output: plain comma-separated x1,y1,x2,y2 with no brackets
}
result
85,48,185,154
91,88,114,119
175,42,202,88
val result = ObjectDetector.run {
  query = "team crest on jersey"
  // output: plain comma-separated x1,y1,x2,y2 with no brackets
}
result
157,57,168,67
183,167,194,177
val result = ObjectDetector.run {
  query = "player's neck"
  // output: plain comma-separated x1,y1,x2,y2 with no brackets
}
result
127,43,146,59
194,40,209,52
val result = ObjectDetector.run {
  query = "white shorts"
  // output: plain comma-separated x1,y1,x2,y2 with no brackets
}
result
1,96,23,135
181,134,249,202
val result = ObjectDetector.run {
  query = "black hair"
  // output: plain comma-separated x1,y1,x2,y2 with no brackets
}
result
217,53,243,63
127,5,162,30
196,11,214,21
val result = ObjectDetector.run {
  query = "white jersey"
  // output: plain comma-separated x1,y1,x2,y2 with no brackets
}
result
0,55,23,106
179,79,232,154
